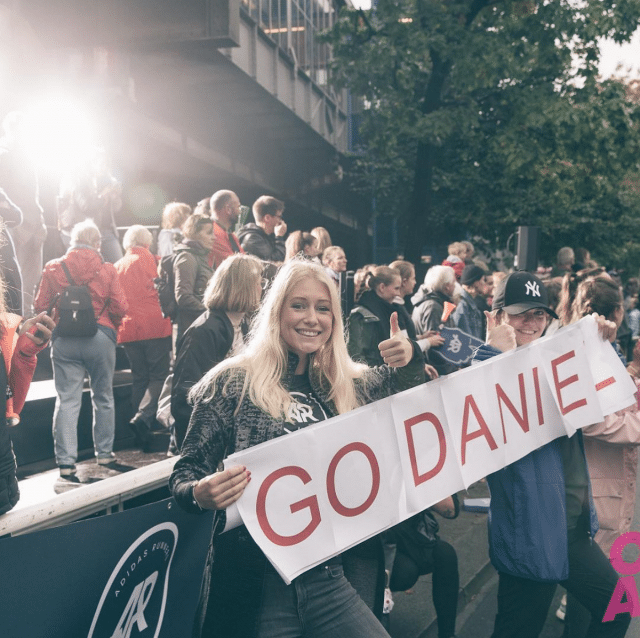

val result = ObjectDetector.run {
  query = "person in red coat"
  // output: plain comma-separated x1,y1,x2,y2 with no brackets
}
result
115,225,172,448
0,261,54,512
34,219,128,477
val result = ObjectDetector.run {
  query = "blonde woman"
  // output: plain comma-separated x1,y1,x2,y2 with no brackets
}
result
284,230,319,261
310,226,332,255
170,259,424,638
171,253,264,449
157,202,191,257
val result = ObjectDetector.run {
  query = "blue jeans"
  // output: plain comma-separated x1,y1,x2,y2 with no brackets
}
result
51,330,116,465
100,229,123,264
257,564,390,638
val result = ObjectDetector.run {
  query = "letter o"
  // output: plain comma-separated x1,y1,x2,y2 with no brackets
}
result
326,442,380,517
610,532,640,575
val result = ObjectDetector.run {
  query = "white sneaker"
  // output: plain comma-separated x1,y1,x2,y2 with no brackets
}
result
556,593,567,621
97,454,118,466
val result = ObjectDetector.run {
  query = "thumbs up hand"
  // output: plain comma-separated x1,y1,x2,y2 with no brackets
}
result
379,311,413,367
485,310,517,352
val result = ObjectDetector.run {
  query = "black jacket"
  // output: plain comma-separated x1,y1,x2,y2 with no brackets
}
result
170,349,425,638
172,308,235,447
347,290,395,367
237,223,285,262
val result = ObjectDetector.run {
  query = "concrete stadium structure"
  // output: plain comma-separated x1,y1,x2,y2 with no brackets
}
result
2,0,371,262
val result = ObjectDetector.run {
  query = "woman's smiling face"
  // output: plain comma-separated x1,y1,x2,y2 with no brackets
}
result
503,308,549,346
280,277,334,366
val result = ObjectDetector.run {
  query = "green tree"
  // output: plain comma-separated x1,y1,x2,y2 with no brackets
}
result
325,0,640,269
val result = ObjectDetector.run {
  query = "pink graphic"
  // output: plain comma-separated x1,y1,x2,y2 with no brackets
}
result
604,532,640,622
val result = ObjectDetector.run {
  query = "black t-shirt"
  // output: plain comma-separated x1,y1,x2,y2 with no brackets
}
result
284,373,329,433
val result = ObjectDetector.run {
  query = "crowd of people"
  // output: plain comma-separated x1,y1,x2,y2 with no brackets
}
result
0,155,639,637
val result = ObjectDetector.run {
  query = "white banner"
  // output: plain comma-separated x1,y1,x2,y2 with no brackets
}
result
226,316,637,583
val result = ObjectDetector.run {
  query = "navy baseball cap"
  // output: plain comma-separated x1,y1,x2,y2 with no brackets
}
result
492,271,558,319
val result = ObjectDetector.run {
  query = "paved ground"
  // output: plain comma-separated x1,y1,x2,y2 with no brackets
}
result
387,480,493,638
388,468,640,638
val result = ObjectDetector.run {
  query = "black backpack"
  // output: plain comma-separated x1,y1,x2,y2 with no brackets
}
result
154,254,177,320
51,262,106,338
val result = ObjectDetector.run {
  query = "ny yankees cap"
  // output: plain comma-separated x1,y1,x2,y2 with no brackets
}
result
492,271,559,319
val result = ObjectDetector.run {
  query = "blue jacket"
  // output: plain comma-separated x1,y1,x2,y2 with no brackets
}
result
452,289,485,341
473,344,598,582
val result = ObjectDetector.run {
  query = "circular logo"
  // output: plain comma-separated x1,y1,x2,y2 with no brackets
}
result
88,522,178,638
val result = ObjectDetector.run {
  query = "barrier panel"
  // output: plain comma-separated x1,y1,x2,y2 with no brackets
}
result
0,496,213,638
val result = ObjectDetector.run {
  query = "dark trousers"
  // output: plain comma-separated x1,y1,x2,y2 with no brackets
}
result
123,337,171,426
563,591,593,638
390,540,459,638
491,532,630,638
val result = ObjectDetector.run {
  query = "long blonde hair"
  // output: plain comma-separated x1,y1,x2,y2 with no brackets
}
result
191,259,369,419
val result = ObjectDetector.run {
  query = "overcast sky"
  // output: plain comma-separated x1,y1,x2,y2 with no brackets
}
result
598,31,640,79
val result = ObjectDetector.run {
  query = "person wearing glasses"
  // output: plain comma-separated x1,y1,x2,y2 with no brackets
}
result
237,195,287,262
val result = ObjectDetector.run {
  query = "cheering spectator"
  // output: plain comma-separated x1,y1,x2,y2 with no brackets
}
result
170,259,424,638
0,263,53,513
284,230,319,261
411,265,457,376
0,111,47,314
310,226,332,255
34,220,127,477
441,242,466,281
170,253,263,450
322,245,348,288
475,270,629,638
237,195,286,262
157,202,191,257
208,190,244,268
173,213,215,341
114,226,172,448
561,275,640,637
348,266,403,367
452,264,490,341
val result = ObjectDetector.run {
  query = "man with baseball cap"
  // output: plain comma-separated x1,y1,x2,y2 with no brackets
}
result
473,271,629,638
453,264,491,341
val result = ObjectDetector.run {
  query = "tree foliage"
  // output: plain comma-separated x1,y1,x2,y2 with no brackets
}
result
325,0,640,270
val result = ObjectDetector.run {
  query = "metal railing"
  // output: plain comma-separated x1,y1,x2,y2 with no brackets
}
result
1,457,178,537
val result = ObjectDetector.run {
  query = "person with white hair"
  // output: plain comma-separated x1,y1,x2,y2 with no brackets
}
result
411,265,458,376
114,225,173,448
157,202,191,257
170,259,425,638
34,219,128,477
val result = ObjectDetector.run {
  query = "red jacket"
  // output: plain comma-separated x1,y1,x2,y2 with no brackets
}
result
1,313,45,425
34,247,128,334
114,246,172,343
208,220,244,268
